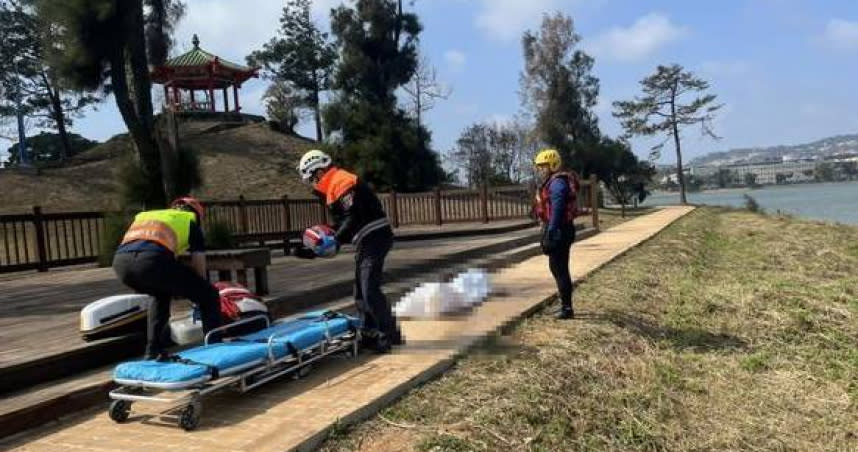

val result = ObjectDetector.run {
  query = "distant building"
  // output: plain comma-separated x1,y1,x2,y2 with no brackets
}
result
690,160,822,185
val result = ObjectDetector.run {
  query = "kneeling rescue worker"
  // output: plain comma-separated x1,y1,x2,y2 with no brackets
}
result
112,197,222,360
534,149,580,320
295,149,403,353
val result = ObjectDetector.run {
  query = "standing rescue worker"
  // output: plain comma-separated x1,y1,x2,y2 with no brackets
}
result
533,149,580,319
112,197,222,360
295,150,403,353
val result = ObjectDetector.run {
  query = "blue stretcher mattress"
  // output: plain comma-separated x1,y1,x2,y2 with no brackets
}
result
113,311,360,388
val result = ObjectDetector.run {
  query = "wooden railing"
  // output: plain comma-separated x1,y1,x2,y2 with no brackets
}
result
0,176,599,273
0,209,108,273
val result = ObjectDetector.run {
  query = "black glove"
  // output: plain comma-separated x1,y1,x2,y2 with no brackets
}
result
541,228,561,255
292,246,317,260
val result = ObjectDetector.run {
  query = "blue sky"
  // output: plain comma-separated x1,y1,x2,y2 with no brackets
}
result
4,0,858,166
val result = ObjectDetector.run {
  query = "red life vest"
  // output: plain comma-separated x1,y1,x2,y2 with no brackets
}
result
534,172,580,225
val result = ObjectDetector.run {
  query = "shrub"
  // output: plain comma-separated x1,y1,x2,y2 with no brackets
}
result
743,194,763,214
204,219,236,250
98,211,134,267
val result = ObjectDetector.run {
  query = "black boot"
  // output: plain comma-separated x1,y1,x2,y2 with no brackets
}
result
373,334,392,354
556,306,574,320
389,328,405,346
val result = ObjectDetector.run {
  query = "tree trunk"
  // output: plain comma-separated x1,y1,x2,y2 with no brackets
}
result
127,1,172,205
41,72,71,162
52,99,71,162
313,83,323,142
110,4,166,209
670,81,687,205
415,77,422,137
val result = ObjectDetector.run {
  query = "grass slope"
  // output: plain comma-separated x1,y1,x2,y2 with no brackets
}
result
320,207,858,451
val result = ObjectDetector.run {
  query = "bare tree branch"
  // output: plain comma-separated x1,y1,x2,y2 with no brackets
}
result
402,50,451,127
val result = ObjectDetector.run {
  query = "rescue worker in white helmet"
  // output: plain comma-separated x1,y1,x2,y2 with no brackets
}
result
294,150,403,353
533,149,580,319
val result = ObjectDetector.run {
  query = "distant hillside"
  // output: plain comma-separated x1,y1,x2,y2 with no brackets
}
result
0,120,319,214
689,134,858,167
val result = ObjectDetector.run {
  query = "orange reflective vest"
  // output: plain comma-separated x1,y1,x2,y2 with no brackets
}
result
314,167,358,205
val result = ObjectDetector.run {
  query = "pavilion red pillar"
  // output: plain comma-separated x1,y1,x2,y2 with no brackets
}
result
208,82,215,112
233,83,241,112
190,90,195,109
223,88,229,112
172,86,180,109
163,85,170,110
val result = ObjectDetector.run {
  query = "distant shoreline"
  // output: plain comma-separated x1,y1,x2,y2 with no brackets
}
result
652,180,858,196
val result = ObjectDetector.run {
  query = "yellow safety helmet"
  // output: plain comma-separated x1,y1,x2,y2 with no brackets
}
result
534,149,562,172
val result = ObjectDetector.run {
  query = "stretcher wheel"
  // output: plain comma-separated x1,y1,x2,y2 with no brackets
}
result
108,400,131,423
178,401,202,431
293,364,313,380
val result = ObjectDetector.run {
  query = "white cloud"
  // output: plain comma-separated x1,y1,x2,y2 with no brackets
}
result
311,0,349,21
174,1,281,60
174,0,348,61
822,19,858,51
444,50,467,72
453,103,479,116
589,13,687,62
171,0,346,122
699,60,751,78
485,113,512,125
474,0,560,41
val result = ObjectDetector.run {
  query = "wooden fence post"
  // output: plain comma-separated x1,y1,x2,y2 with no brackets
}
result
318,199,327,225
589,174,600,231
480,184,490,223
281,195,292,231
239,195,249,234
390,191,400,228
32,206,48,272
434,187,443,226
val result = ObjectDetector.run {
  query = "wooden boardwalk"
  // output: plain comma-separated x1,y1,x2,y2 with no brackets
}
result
0,221,535,371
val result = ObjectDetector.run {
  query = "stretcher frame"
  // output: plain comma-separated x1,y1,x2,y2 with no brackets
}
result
107,314,361,430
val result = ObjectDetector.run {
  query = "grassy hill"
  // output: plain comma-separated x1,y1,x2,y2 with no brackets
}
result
0,120,319,214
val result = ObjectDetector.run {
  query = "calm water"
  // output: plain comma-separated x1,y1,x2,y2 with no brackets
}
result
643,181,858,225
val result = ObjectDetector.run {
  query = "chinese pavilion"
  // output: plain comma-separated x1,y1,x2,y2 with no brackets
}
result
150,34,259,113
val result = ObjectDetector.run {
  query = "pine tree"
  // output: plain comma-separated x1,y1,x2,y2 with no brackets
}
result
613,64,722,204
248,0,336,141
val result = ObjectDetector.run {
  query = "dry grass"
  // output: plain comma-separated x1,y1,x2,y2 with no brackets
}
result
0,122,316,214
319,207,858,452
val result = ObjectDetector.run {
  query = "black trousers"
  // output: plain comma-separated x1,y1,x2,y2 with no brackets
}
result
546,226,576,310
353,230,398,339
113,251,221,357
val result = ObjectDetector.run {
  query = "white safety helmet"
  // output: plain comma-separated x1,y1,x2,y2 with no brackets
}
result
296,149,332,183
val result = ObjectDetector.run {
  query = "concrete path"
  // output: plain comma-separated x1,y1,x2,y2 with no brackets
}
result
1,207,693,452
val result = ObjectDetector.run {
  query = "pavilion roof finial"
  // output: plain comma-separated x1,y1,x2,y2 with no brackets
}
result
192,34,200,49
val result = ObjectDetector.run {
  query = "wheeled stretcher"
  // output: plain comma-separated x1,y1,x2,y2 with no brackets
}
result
107,310,362,431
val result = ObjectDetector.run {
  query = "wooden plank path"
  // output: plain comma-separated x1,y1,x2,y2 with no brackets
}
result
0,221,535,371
1,207,693,452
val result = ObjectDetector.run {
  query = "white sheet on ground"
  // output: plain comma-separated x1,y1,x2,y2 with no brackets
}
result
393,268,492,319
